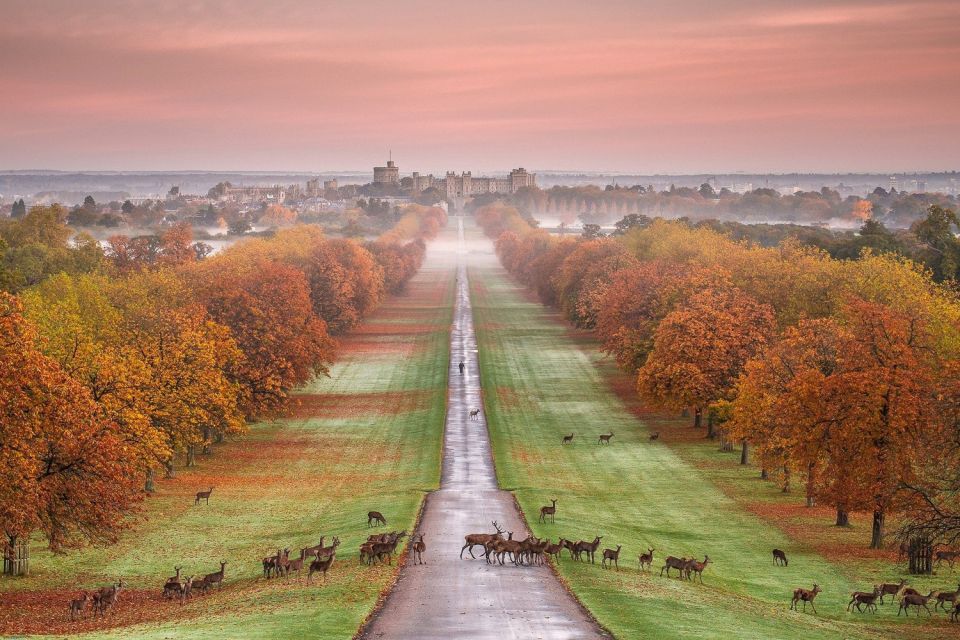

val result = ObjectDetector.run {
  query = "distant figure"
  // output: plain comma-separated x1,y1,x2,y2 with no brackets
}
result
458,361,465,375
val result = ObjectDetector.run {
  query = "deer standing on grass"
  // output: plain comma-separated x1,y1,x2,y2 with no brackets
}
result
561,538,579,561
772,549,788,566
368,511,387,527
598,431,614,445
263,549,282,578
602,545,622,571
69,592,88,621
649,432,660,441
539,499,557,524
285,549,307,580
308,551,335,584
191,576,209,595
848,587,880,613
685,556,710,583
877,578,906,604
660,556,687,578
936,550,960,570
638,548,654,571
195,486,214,505
203,561,227,590
790,584,822,614
562,433,574,445
576,536,603,564
898,591,935,616
300,537,327,560
162,565,183,598
545,540,565,563
461,521,505,559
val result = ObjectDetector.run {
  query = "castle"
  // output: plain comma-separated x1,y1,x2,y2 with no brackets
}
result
373,157,536,198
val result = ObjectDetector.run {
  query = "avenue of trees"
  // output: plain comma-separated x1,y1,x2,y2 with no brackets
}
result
0,204,445,569
477,204,960,554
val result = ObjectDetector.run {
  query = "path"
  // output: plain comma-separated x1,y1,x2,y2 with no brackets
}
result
361,218,604,639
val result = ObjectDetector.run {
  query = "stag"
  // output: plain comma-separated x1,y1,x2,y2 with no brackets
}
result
790,584,822,614
539,499,557,524
461,521,505,559
638,548,654,572
602,545,622,571
368,511,387,527
195,486,214,505
848,587,881,613
772,549,788,566
598,431,614,445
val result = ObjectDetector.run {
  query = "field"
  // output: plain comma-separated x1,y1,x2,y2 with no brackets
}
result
468,240,954,640
0,252,455,639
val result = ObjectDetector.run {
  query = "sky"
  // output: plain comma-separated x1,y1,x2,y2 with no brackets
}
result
0,0,958,174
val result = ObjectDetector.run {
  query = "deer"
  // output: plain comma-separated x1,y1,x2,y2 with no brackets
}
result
180,576,195,605
461,521,505,559
772,549,788,566
368,510,387,527
598,431,614,445
275,548,292,577
162,565,183,598
638,548,654,571
660,555,688,578
285,549,307,580
316,537,341,560
848,586,881,613
203,561,227,590
649,432,660,441
263,549,282,579
877,578,906,604
898,591,935,616
301,537,327,560
411,534,426,565
539,499,557,524
790,584,822,614
936,550,960,570
562,433,574,445
602,545,622,571
685,555,710,583
69,591,88,621
545,539,565,563
191,576,209,595
470,408,481,420
561,538,580,561
93,579,124,618
195,486,214,505
935,584,960,611
576,536,602,564
308,551,335,584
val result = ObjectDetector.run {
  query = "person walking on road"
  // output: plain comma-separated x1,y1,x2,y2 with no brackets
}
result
458,361,465,375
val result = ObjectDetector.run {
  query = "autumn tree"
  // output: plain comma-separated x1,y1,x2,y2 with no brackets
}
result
1,293,142,566
637,280,775,436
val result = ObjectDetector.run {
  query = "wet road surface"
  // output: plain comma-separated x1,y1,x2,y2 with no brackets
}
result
361,218,605,640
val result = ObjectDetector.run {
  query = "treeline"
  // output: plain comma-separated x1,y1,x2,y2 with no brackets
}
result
477,204,960,550
0,205,446,561
484,184,958,229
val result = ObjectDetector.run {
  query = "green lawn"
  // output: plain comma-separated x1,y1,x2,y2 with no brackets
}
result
1,255,454,639
469,246,953,640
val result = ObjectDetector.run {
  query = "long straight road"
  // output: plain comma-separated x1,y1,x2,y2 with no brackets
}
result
361,218,604,639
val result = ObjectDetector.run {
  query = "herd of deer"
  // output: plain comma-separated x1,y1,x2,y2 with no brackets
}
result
561,432,615,445
263,538,339,584
68,579,124,621
790,578,960,619
359,530,409,566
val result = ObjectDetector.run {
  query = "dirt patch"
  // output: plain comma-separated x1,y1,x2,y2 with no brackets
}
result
288,391,433,419
495,386,521,409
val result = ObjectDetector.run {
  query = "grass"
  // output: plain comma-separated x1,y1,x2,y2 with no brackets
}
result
0,252,455,639
468,238,954,640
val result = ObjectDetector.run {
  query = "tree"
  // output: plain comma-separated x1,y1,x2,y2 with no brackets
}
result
0,293,143,563
637,281,775,436
581,223,604,239
228,218,252,235
305,239,384,335
910,205,960,282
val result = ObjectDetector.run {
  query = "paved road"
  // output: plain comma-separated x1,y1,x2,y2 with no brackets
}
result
361,218,604,640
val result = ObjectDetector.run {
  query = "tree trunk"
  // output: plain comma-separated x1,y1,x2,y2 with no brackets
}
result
706,412,716,439
740,440,749,465
202,426,211,455
3,535,28,576
870,509,885,549
760,467,768,480
693,407,702,428
782,467,791,493
186,445,196,468
805,463,815,507
215,431,224,444
164,460,176,479
908,537,933,575
835,508,849,527
144,468,155,493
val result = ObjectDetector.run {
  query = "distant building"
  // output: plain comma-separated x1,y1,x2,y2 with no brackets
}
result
410,167,536,198
373,157,400,184
306,177,322,197
323,179,338,191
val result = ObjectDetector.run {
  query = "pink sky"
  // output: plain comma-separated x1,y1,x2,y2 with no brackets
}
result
0,0,958,173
